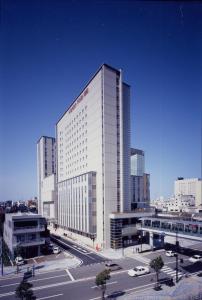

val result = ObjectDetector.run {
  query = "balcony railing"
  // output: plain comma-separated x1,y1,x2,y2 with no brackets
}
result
13,238,45,246
14,225,45,232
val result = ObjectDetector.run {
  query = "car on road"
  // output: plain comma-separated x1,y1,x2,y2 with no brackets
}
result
189,255,202,263
166,250,177,257
105,263,122,271
128,266,150,277
15,256,25,265
53,246,61,254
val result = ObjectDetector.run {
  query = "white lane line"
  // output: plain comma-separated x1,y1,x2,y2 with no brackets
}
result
65,269,75,281
0,268,66,282
37,294,63,300
52,236,92,255
0,274,68,288
91,281,117,289
88,280,159,300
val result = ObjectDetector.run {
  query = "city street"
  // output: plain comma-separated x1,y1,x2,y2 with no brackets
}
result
0,248,202,299
51,234,108,265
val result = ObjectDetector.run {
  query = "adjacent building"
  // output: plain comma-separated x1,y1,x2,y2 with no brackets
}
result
174,178,202,207
4,213,47,258
56,64,131,249
131,148,150,209
37,136,56,221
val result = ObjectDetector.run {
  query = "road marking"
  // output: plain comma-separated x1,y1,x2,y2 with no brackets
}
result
0,274,69,288
0,268,67,282
51,236,92,255
37,294,63,300
88,280,160,300
65,269,75,281
91,281,117,289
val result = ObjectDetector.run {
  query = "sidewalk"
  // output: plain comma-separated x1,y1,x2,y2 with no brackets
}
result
119,275,202,299
51,227,154,260
0,253,81,278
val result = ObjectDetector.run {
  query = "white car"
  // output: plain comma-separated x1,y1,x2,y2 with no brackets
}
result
128,266,150,277
53,246,61,254
166,250,176,257
15,256,24,266
189,255,202,263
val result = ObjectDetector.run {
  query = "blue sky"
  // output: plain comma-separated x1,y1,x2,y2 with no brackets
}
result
1,0,201,201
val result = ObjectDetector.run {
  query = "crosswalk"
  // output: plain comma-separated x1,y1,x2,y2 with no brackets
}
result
133,254,184,279
161,266,183,278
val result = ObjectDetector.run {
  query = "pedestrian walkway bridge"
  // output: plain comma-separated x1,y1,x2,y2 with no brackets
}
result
140,216,202,241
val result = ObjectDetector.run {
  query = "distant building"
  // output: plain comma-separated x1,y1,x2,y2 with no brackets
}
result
174,178,202,207
166,195,195,212
131,148,145,176
37,136,56,221
4,213,47,258
131,148,150,209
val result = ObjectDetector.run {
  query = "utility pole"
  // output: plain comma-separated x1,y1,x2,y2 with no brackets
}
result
1,235,3,276
175,229,179,283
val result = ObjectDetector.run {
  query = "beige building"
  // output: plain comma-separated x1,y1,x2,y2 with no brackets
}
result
174,178,202,207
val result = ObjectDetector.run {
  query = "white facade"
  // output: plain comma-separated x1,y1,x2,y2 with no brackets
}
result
4,213,46,258
175,178,202,207
166,195,195,212
41,174,57,220
37,136,56,218
56,64,131,249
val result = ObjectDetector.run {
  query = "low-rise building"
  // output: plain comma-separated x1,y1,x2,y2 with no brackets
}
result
175,177,202,207
4,213,47,259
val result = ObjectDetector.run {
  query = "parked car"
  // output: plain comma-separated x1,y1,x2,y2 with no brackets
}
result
128,266,150,277
166,250,177,257
189,255,202,263
105,263,122,271
53,246,61,254
15,256,25,266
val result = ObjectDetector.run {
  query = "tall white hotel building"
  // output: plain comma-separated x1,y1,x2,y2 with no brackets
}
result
38,64,131,249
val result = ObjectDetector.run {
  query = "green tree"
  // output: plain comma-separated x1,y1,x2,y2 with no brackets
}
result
15,280,35,300
95,269,111,300
14,245,25,259
150,256,164,283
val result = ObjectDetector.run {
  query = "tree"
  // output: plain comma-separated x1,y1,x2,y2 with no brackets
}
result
150,256,164,283
14,245,25,258
15,280,35,300
95,269,111,300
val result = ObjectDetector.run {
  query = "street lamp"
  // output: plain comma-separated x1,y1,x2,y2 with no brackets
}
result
175,227,180,283
0,234,3,276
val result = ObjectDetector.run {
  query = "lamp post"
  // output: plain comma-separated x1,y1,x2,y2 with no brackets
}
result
175,227,179,283
0,235,3,276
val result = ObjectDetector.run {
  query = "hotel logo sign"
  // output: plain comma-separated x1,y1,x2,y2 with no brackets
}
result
69,88,89,113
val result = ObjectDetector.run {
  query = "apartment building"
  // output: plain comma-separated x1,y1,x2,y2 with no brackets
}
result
4,213,46,258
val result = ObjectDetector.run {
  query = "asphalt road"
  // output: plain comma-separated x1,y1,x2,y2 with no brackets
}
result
51,234,108,266
0,250,202,300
